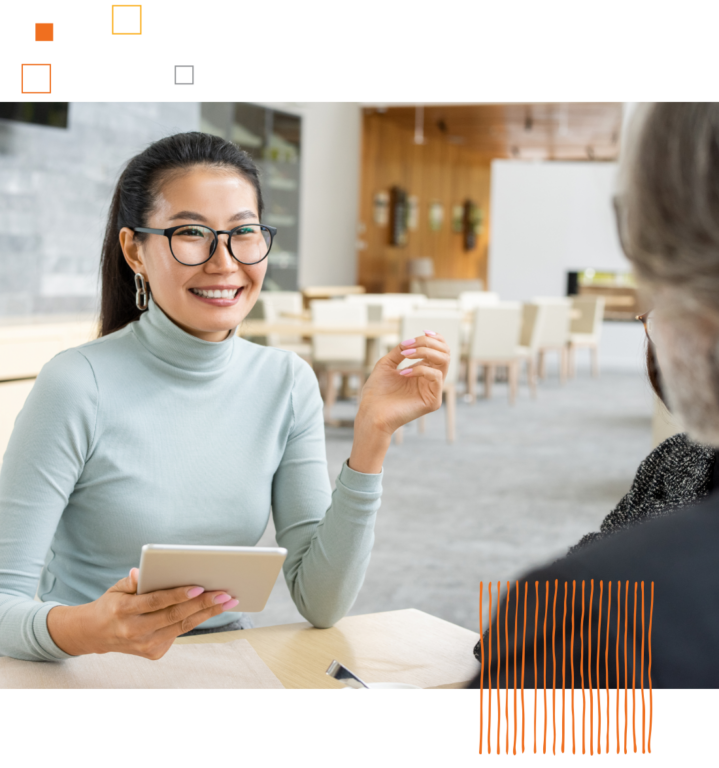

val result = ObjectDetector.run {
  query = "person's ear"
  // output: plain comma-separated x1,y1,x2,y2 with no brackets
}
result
119,227,147,278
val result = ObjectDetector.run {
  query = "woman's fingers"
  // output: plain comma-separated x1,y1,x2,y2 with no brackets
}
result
386,333,449,368
142,590,238,632
399,344,449,368
398,362,443,388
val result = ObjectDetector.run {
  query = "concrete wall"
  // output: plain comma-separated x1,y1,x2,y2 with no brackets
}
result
261,102,362,288
0,103,199,317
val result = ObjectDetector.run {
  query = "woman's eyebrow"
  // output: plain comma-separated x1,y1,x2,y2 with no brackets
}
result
167,210,258,223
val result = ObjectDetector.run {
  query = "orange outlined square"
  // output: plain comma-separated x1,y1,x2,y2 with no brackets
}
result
112,5,142,34
35,23,54,41
110,3,142,35
20,63,52,93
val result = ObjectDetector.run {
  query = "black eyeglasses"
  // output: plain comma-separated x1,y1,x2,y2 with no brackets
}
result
636,310,655,344
129,223,277,266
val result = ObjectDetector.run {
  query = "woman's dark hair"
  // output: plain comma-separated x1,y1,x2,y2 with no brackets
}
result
646,341,666,406
100,132,263,336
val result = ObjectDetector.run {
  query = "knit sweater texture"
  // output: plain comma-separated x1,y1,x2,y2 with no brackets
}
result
0,298,382,661
473,431,716,667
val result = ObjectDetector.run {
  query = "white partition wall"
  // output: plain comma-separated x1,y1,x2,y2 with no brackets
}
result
488,160,628,300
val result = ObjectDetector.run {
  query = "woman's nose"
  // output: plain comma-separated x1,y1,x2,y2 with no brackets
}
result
207,235,238,270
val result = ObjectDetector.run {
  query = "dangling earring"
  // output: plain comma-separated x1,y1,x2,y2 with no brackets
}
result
134,273,149,311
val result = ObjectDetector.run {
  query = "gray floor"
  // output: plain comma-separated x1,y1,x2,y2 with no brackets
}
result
247,362,655,634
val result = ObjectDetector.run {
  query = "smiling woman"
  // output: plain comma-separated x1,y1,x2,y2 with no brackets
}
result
0,132,451,663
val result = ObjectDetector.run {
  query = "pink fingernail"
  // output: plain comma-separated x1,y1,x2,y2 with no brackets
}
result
424,329,437,336
399,368,413,376
400,348,416,356
221,599,239,611
187,587,204,598
401,338,416,346
214,593,232,604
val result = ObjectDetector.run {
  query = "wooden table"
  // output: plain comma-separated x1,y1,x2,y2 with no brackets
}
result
238,320,400,369
175,608,480,689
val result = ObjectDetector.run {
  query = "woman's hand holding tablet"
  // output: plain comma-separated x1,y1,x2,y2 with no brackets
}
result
47,569,237,659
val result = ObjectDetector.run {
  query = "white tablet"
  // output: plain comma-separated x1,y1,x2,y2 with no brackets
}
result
137,544,288,613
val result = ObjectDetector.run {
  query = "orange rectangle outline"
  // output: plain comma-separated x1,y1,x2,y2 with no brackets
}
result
21,64,52,94
112,4,142,35
35,23,54,42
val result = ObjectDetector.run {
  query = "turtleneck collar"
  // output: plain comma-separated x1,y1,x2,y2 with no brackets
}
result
131,296,236,375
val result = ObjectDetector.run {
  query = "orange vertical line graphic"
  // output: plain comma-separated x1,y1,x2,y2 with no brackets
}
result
534,581,539,754
580,580,586,755
494,581,502,755
624,579,629,755
616,580,621,755
571,580,576,755
605,581,612,755
514,580,519,756
648,582,654,754
488,581,493,753
562,581,567,754
641,581,645,754
496,580,501,755
552,579,558,755
506,581,510,755
522,581,528,754
588,579,594,756
597,580,603,755
543,581,548,755
494,688,502,756
479,582,484,755
632,581,637,753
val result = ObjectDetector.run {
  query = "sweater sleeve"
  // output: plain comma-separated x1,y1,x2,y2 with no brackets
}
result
270,356,382,628
0,349,98,661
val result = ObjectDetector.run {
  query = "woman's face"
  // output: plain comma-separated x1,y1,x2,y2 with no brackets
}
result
121,165,267,342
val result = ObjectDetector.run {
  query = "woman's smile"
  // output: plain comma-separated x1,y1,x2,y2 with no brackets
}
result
188,284,244,307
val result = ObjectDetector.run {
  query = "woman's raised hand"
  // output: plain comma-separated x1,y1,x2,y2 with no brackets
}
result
47,569,238,659
357,331,450,436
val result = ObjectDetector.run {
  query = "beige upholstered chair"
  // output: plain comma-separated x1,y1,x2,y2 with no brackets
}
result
345,293,427,355
458,291,500,313
465,302,523,404
394,310,462,444
526,298,572,384
567,295,605,377
258,291,312,359
310,300,368,423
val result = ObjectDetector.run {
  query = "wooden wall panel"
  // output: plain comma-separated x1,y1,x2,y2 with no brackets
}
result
358,112,491,294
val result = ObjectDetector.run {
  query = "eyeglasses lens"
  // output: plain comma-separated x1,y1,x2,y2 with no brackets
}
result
170,225,271,265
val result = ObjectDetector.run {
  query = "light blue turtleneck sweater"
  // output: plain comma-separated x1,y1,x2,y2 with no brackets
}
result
0,298,382,661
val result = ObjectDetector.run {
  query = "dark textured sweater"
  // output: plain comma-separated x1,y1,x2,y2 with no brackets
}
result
474,433,719,660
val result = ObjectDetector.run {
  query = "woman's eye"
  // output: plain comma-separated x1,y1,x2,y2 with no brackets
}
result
176,227,206,238
235,227,254,236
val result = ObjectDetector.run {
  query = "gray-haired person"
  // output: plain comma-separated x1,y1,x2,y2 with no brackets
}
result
471,103,719,689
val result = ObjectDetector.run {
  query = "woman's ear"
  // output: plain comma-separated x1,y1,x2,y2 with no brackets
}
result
119,227,146,278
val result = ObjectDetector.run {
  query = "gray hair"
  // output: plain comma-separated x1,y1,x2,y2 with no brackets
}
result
622,103,719,443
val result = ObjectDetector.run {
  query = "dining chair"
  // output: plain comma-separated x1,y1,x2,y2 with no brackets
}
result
258,291,312,359
464,302,523,405
567,295,605,378
394,310,462,444
458,291,500,313
526,298,572,384
345,293,427,355
310,300,368,422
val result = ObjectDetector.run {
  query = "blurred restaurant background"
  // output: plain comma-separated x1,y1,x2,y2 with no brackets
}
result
0,102,675,631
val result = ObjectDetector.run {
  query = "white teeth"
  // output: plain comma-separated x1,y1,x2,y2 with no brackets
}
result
192,288,239,299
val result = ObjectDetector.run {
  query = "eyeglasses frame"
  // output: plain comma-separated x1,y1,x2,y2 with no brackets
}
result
636,310,654,343
128,223,278,266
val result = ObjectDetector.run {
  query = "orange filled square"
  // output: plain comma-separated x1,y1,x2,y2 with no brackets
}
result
35,23,53,41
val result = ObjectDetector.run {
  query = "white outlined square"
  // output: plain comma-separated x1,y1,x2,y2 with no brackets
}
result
21,64,52,94
175,66,194,85
112,5,142,34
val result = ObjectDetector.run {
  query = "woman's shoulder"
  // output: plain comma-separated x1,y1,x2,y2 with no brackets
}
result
638,431,715,477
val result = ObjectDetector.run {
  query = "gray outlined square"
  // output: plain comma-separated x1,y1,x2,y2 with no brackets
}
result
175,66,194,85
